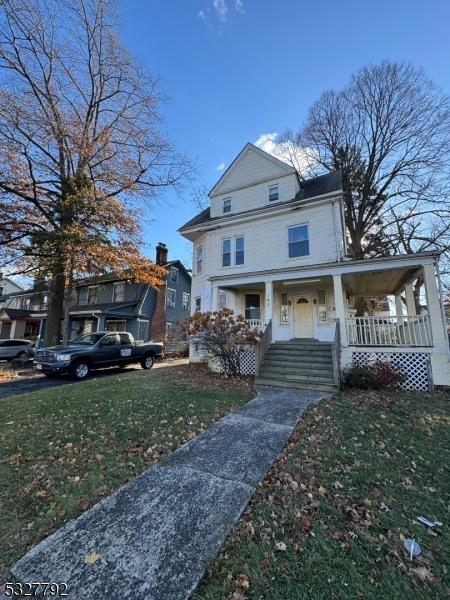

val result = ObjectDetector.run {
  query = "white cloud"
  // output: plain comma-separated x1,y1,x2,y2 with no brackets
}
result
213,0,227,21
254,132,317,177
215,162,226,172
199,1,244,24
234,0,245,14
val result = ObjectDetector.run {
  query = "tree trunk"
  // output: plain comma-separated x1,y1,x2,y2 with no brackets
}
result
62,277,73,344
43,268,65,346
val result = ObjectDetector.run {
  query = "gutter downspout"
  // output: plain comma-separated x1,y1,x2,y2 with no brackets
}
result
435,256,450,359
91,313,101,332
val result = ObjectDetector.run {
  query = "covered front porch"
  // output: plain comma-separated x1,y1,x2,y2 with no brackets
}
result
209,252,450,387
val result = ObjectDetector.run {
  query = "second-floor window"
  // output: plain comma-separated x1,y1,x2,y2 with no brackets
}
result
166,288,176,308
288,224,309,258
182,292,190,310
223,197,231,214
222,239,231,267
222,236,245,267
113,282,125,303
88,286,98,304
196,246,203,274
268,184,279,202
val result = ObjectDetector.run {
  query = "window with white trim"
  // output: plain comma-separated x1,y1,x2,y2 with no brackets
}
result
105,319,126,332
223,197,231,214
88,286,98,304
182,292,190,310
196,246,203,274
166,288,176,308
222,238,231,267
317,289,328,322
235,236,244,265
268,183,279,202
137,320,149,341
113,281,125,302
288,224,309,258
219,292,226,308
170,267,178,282
194,296,201,312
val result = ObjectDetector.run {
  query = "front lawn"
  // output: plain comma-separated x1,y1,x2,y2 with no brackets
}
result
0,363,253,579
195,389,450,600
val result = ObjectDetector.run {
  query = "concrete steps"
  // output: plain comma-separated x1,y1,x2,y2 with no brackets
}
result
256,339,338,393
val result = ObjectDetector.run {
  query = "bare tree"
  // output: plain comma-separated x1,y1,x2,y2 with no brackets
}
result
284,61,450,262
0,0,190,345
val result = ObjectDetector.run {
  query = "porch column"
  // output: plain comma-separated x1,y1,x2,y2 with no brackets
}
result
264,281,273,325
211,285,219,312
404,283,417,316
423,263,447,348
394,292,404,317
333,274,348,346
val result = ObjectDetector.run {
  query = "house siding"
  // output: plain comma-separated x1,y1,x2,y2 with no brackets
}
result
165,265,191,325
210,173,299,218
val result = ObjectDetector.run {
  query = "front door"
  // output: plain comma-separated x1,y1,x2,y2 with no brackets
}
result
294,296,313,338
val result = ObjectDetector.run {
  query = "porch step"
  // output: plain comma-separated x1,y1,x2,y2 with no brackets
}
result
262,360,333,372
259,369,335,384
255,377,338,393
257,338,337,393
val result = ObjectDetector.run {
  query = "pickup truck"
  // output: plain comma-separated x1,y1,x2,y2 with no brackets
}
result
34,331,164,380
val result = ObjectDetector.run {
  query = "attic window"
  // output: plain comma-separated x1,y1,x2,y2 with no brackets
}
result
223,197,231,214
268,184,279,202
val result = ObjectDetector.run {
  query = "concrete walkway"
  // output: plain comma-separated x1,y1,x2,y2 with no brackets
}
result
11,386,328,599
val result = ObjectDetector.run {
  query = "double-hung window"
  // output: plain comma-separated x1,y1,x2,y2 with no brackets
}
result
170,267,178,282
196,246,203,274
222,238,232,267
223,197,231,214
268,184,279,202
235,236,244,265
288,224,309,258
219,292,227,308
166,288,176,308
182,292,190,310
222,236,245,267
88,286,98,304
194,297,201,312
113,281,125,303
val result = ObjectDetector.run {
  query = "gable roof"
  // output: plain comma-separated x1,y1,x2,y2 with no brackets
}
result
209,143,296,198
164,260,192,278
179,170,343,233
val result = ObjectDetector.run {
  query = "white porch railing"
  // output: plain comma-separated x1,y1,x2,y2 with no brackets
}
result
246,319,268,330
346,315,432,347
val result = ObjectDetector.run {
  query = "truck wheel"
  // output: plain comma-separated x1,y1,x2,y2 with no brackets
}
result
69,360,90,380
141,354,154,370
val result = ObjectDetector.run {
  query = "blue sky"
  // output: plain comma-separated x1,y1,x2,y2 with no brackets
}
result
119,0,450,267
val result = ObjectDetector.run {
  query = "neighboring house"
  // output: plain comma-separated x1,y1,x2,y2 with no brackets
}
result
0,288,47,342
0,245,191,348
179,142,450,390
0,273,24,298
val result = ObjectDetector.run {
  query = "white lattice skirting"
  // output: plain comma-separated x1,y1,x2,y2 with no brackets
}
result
219,348,256,375
352,352,432,391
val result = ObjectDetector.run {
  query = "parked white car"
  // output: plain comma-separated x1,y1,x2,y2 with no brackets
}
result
0,339,35,360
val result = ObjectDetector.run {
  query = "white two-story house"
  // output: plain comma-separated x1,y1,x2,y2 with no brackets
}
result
180,143,450,391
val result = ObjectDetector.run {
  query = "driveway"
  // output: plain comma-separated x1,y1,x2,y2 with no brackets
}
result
0,358,188,399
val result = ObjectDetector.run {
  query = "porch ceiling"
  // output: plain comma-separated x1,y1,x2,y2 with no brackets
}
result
343,266,420,297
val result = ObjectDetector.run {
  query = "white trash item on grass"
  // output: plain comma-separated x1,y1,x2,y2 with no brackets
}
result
416,516,443,528
404,538,421,560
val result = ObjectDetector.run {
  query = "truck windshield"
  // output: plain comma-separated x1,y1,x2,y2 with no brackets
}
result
72,333,105,345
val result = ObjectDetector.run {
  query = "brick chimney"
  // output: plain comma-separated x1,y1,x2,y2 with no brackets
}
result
150,243,168,342
156,242,168,266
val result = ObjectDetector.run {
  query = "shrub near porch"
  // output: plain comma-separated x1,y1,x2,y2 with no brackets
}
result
0,364,253,578
195,390,450,600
